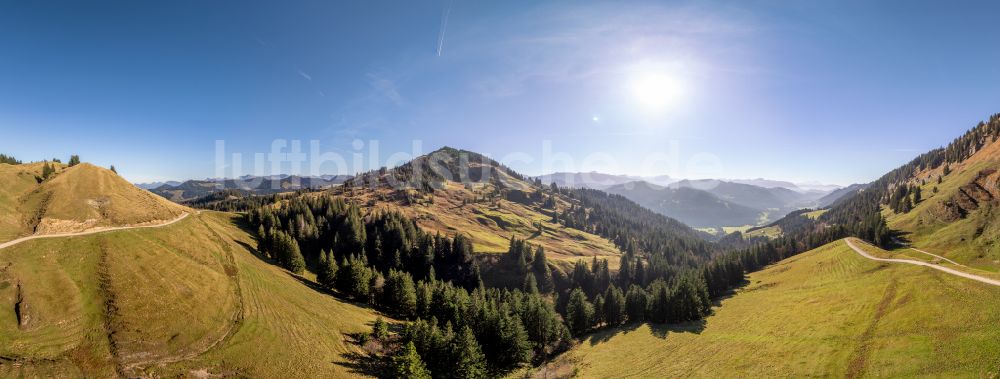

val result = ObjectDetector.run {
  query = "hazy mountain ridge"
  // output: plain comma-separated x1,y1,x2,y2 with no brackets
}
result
135,180,182,190
604,181,762,228
548,173,850,229
540,172,842,193
535,172,652,189
146,174,351,201
817,183,868,208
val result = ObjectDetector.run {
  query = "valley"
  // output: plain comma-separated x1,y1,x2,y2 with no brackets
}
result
543,173,854,234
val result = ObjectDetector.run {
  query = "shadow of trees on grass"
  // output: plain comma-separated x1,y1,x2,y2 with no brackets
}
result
334,331,391,378
584,318,708,346
583,277,749,347
334,323,407,378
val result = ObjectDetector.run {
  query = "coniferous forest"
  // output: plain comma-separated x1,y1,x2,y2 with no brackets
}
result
178,114,1000,378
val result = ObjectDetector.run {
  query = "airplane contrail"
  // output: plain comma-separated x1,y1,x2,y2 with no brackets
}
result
436,0,453,56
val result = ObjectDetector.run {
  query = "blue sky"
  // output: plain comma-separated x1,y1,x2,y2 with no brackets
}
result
2,0,999,184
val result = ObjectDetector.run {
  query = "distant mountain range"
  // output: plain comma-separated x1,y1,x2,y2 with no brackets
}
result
815,183,868,207
537,172,842,193
135,180,182,190
138,175,351,202
604,181,763,228
535,172,648,189
539,172,858,229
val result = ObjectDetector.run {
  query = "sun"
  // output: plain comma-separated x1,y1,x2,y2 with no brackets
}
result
630,72,684,112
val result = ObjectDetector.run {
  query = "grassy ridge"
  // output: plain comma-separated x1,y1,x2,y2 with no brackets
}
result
0,163,189,243
885,140,1000,272
0,163,51,242
332,181,622,264
0,212,378,377
534,240,1000,378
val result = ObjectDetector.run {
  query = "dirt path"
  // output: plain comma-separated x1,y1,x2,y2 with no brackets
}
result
845,238,1000,287
907,247,965,266
890,237,965,266
0,212,191,250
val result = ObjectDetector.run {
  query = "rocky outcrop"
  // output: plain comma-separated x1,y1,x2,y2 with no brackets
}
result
937,169,999,221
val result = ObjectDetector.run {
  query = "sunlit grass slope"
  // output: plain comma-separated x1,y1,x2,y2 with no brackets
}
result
0,162,189,243
0,163,54,242
332,181,622,266
886,139,1000,272
538,240,1000,378
0,211,378,378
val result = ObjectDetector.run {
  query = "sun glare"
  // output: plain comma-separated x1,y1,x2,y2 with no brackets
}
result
631,72,684,112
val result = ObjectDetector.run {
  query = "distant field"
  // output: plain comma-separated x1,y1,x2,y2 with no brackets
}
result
721,225,752,235
531,240,1000,378
0,212,378,378
694,227,719,235
804,208,828,219
745,225,781,239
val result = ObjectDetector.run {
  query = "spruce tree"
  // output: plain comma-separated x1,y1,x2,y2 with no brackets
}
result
286,240,306,274
256,227,271,257
316,250,338,288
668,275,711,322
532,247,554,293
522,273,538,294
648,280,671,323
566,288,593,336
592,294,605,326
603,285,626,327
625,285,648,323
372,316,390,341
450,326,487,379
493,313,531,372
392,341,431,379
386,269,417,318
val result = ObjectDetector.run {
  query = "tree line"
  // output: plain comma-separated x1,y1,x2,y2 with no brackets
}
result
0,154,21,165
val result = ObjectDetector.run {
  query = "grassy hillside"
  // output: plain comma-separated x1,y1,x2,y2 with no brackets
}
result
0,163,50,242
0,211,379,378
335,182,621,267
531,239,1000,378
0,163,189,243
329,148,625,267
885,136,1000,272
